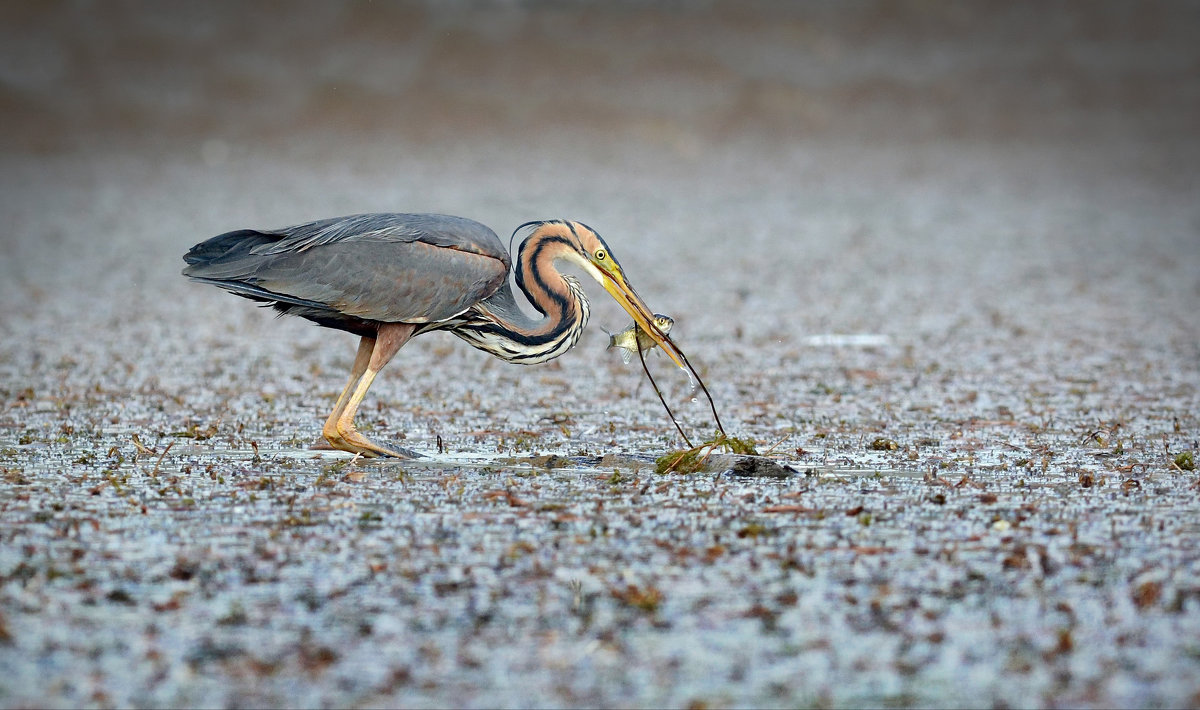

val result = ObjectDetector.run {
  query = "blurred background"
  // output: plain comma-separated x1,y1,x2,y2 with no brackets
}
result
5,1,1198,152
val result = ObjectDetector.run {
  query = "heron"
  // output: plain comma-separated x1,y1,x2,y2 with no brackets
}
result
182,213,684,458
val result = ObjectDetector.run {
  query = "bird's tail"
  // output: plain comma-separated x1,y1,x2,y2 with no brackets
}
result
182,229,279,268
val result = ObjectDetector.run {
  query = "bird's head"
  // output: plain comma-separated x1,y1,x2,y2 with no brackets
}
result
515,220,686,370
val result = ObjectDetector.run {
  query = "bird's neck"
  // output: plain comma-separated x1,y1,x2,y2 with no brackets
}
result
452,236,590,364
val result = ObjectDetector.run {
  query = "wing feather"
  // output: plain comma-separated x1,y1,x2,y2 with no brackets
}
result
249,213,509,264
183,213,510,324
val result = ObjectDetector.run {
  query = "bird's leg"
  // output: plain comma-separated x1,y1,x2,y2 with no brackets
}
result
326,322,417,458
322,335,374,451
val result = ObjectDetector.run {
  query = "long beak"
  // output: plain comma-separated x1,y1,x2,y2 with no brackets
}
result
596,266,687,371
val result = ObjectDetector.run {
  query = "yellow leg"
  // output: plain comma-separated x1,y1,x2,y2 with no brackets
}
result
322,335,374,451
321,323,417,458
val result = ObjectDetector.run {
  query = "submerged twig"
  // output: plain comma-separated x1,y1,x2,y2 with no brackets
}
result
761,432,791,457
149,441,174,478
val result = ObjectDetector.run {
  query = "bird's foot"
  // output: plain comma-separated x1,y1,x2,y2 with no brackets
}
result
368,441,424,459
324,426,422,459
331,438,420,459
328,429,422,458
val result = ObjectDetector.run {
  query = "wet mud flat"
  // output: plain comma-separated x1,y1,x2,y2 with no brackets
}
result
2,425,1199,707
3,1,1200,707
3,251,1198,708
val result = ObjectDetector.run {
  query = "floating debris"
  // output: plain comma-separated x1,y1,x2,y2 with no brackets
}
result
717,454,798,478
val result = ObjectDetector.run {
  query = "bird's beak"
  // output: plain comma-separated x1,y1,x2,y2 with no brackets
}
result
592,261,687,371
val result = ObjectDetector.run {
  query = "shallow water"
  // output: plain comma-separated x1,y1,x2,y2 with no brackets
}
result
3,2,1200,708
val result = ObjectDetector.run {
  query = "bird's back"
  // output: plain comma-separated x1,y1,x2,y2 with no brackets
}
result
183,213,512,333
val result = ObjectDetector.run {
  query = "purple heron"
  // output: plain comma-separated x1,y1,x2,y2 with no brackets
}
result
183,214,682,458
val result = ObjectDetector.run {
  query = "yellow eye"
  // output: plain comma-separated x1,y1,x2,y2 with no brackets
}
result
595,249,607,261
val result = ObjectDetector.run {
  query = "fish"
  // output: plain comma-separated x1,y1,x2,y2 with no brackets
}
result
606,314,674,364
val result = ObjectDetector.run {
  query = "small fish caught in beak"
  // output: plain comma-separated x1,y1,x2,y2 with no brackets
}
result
607,314,675,364
595,266,687,371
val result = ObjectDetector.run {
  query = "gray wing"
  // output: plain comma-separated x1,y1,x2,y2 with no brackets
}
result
250,213,509,262
183,213,511,323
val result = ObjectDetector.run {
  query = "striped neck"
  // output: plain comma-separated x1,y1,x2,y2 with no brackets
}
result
451,234,591,364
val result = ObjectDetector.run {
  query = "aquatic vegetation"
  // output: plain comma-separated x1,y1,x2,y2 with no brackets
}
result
655,432,760,474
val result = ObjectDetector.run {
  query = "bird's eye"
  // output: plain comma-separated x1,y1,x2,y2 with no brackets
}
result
595,249,607,261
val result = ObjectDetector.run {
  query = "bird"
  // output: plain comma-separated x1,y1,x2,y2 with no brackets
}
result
182,213,683,458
